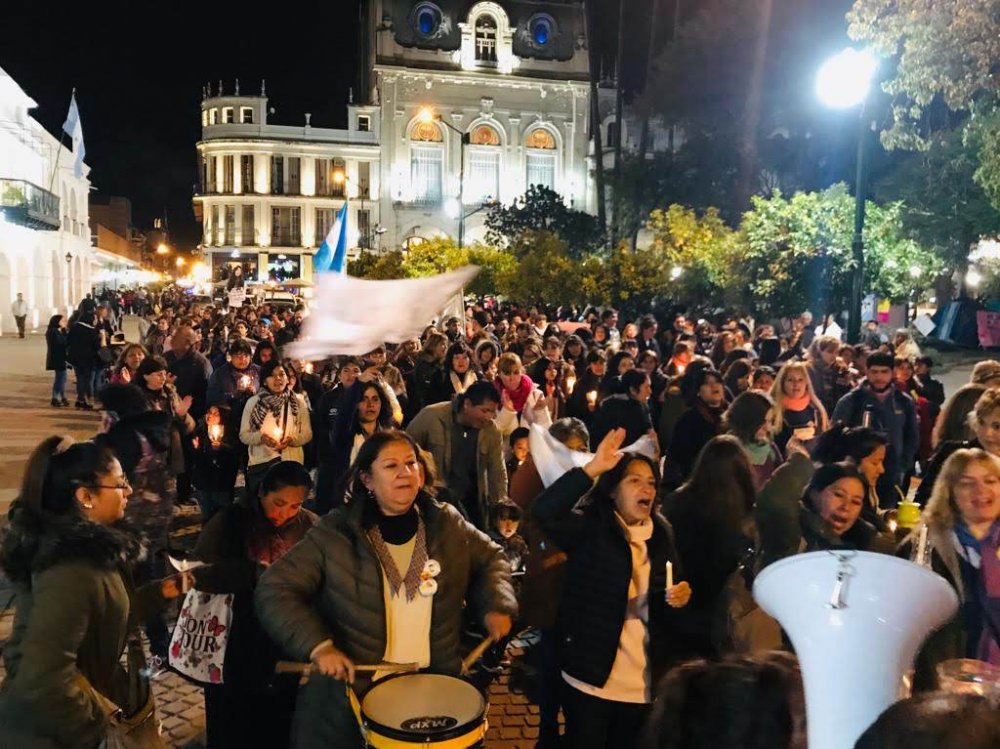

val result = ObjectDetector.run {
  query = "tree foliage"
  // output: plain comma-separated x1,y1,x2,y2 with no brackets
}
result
347,239,517,299
847,0,1000,151
739,184,943,316
484,186,603,258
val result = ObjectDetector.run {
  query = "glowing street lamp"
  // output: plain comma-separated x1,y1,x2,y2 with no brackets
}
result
418,105,471,247
816,48,878,344
176,256,186,269
967,268,983,289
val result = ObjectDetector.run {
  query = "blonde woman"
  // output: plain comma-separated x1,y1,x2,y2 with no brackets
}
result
495,352,553,441
917,388,1000,506
770,361,829,453
900,448,1000,690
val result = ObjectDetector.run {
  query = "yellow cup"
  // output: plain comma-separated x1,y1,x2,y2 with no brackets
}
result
896,501,921,529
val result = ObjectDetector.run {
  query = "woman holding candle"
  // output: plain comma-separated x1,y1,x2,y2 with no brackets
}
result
899,448,1000,690
532,428,692,749
191,404,239,521
240,360,313,493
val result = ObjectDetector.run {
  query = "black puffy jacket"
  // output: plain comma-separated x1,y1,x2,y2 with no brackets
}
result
533,468,690,691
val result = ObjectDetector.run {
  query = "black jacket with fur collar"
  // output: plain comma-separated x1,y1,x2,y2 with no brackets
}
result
0,503,159,749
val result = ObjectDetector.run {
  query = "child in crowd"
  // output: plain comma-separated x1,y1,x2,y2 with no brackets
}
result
506,427,531,492
488,498,529,576
192,404,239,521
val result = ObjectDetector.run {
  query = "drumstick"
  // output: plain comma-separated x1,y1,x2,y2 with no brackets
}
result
275,661,419,675
460,635,496,676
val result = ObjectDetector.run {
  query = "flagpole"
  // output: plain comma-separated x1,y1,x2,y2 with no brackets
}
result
48,87,75,195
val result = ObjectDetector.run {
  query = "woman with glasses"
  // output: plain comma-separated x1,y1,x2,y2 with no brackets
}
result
0,437,187,748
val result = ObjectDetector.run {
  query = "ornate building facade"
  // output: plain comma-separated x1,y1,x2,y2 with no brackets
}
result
194,1,595,280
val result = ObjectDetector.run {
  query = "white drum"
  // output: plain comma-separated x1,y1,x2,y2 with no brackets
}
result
358,672,487,748
753,551,958,749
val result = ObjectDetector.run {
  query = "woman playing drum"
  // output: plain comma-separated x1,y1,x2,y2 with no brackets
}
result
255,429,517,747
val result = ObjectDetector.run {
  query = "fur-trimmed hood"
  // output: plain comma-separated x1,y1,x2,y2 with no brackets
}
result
0,501,141,586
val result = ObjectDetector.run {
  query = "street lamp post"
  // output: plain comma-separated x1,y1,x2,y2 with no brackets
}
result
419,107,471,248
816,48,878,345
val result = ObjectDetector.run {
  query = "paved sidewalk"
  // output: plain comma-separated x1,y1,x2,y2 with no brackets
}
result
0,327,546,748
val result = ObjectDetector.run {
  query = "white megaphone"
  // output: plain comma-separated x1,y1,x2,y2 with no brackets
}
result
753,551,958,749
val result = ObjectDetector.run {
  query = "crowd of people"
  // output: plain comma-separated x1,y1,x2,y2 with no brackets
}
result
1,289,999,748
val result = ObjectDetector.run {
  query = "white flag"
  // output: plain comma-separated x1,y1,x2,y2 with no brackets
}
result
286,266,480,358
62,92,86,178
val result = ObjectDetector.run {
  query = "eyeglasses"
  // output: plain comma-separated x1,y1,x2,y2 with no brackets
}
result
92,479,131,492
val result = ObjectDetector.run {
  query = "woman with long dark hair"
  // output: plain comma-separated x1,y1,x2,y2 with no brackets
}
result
255,430,516,746
192,461,318,749
0,437,184,747
724,391,783,488
45,314,69,407
533,428,692,748
664,435,756,656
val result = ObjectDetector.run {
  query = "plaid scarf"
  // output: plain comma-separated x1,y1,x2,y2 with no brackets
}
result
247,389,299,432
367,513,428,602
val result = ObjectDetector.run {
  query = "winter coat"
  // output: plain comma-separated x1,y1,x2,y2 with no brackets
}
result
407,401,507,526
165,349,213,421
254,493,517,749
0,506,164,749
532,468,690,691
494,383,554,442
913,438,980,508
66,321,100,371
832,385,919,491
754,452,896,570
206,362,260,409
239,392,312,467
666,400,723,485
589,394,653,450
192,502,317,689
45,328,68,371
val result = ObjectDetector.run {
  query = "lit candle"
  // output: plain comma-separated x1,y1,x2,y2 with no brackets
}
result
239,374,251,390
586,390,597,407
566,375,576,394
271,425,283,441
208,424,224,444
666,561,674,590
888,518,898,533
304,362,314,374
914,524,928,565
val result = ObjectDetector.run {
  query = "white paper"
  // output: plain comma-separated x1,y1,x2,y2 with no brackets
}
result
913,314,936,337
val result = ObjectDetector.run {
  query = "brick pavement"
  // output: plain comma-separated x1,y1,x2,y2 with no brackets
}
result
0,327,549,748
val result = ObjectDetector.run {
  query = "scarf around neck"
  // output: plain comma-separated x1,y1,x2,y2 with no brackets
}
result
497,374,534,413
783,393,811,412
367,511,428,602
450,370,477,395
955,519,1000,664
248,389,299,431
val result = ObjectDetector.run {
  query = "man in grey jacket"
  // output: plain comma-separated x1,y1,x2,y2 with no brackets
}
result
407,380,506,531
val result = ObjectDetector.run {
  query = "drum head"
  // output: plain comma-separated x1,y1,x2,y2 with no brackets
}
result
361,672,486,740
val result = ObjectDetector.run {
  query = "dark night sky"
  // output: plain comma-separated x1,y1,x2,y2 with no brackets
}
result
2,0,858,249
1,0,363,248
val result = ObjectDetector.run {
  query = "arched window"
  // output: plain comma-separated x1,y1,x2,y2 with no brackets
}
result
470,125,501,146
525,128,557,191
475,15,498,62
410,122,443,204
411,121,444,142
467,124,501,204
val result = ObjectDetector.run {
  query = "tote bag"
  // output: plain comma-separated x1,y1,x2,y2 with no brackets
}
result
168,589,234,684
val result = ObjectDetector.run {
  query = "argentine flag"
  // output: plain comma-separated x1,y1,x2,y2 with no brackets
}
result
62,92,86,179
314,202,349,274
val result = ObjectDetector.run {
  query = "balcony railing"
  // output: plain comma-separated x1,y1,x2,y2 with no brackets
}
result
0,178,60,230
